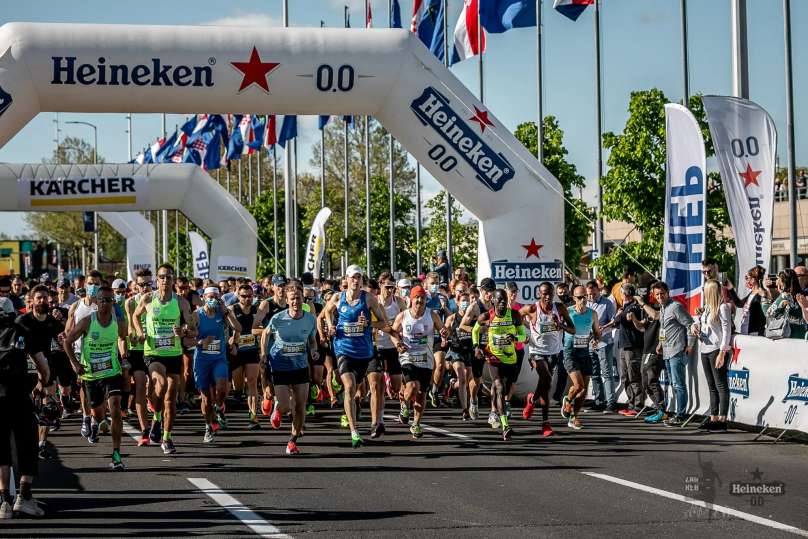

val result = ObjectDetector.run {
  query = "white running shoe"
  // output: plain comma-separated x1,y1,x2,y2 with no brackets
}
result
487,411,500,429
13,496,44,517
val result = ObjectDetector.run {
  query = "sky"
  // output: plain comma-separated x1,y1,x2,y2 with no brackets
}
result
1,0,806,237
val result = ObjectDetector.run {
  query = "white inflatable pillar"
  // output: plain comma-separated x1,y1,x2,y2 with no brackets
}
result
97,212,155,282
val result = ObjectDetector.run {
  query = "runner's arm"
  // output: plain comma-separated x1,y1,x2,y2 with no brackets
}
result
63,316,90,373
512,310,527,343
30,351,49,391
252,302,269,334
225,308,242,337
132,293,150,337
557,303,576,335
366,294,392,332
459,302,480,333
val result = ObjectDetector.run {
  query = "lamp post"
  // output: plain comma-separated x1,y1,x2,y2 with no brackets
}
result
66,120,98,269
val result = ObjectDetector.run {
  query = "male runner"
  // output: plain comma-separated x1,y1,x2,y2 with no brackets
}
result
445,286,472,420
460,278,496,421
424,272,449,408
376,274,406,429
133,264,196,455
561,286,601,430
175,276,202,416
64,286,128,470
229,284,263,429
258,274,287,415
125,269,152,446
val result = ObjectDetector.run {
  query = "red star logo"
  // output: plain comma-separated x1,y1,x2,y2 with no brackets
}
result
739,164,762,189
731,344,741,365
469,106,494,133
231,47,280,93
522,238,543,259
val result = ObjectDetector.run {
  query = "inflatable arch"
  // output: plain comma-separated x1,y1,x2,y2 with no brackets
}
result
0,163,257,281
0,23,564,300
97,212,156,282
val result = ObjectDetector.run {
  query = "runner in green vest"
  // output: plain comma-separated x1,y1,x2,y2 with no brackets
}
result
133,263,196,455
125,268,153,447
64,285,127,471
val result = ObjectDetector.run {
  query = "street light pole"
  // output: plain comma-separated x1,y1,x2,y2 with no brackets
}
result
66,120,99,269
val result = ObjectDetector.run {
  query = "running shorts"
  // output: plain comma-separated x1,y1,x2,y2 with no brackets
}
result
84,375,123,409
145,354,183,376
271,367,310,387
401,364,432,389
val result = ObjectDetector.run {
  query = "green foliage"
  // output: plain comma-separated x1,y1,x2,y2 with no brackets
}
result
514,117,593,270
421,190,478,280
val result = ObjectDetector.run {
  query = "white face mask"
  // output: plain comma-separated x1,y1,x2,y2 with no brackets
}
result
429,284,438,294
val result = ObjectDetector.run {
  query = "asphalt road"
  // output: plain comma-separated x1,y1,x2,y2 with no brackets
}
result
4,400,808,538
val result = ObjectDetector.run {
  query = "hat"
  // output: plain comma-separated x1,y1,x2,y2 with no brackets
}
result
397,278,412,289
203,286,220,296
271,274,287,286
301,272,314,286
0,297,14,314
112,278,127,290
57,278,70,289
436,249,447,258
410,285,427,299
346,264,363,278
479,277,496,291
39,273,52,284
251,283,263,295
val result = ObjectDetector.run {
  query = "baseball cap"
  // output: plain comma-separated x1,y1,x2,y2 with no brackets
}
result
397,278,412,289
251,283,264,295
112,278,127,290
480,278,496,292
346,264,363,278
410,285,427,299
57,278,70,289
436,249,447,258
0,297,14,314
39,273,52,284
271,274,287,286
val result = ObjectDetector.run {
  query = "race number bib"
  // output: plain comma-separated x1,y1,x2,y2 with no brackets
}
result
342,322,364,337
573,333,591,349
658,329,666,343
154,326,176,350
281,341,306,356
89,351,113,374
201,339,222,355
491,334,512,347
406,352,428,364
238,334,256,347
539,321,558,334
50,338,62,352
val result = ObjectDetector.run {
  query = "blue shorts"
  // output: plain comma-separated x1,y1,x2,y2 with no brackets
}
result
194,356,229,392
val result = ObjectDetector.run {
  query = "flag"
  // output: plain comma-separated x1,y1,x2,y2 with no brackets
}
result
247,115,266,152
392,0,402,28
702,96,777,285
180,115,198,136
663,104,707,315
143,137,165,164
344,115,355,129
184,128,223,171
264,115,278,147
319,115,330,130
238,114,254,155
155,130,178,163
277,115,297,148
451,0,486,65
188,231,210,279
428,0,446,61
553,0,594,22
480,0,537,33
414,0,442,47
226,114,244,161
303,207,332,277
167,132,188,163
366,1,373,27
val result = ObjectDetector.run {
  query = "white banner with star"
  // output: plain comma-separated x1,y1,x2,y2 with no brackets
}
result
702,96,777,286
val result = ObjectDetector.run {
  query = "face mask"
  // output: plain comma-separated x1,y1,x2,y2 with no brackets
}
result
400,289,409,298
459,301,469,312
87,284,99,298
252,297,259,305
429,284,438,294
114,294,124,303
206,298,218,309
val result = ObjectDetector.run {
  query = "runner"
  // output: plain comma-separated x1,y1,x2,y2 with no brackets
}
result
424,272,449,408
372,273,406,435
390,285,448,438
323,265,391,448
444,285,473,420
194,287,241,443
520,282,575,437
561,286,601,430
258,274,288,416
229,284,263,429
261,282,318,455
503,282,525,417
472,289,527,441
461,278,496,421
301,283,325,418
316,289,340,407
46,288,75,421
124,269,152,446
175,276,202,416
133,264,196,455
63,285,128,470
112,279,132,419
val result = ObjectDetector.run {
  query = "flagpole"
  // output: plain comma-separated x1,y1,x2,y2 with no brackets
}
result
238,160,243,203
784,0,798,267
416,164,422,276
388,0,396,273
536,0,542,160
293,138,300,276
680,0,689,105
248,152,253,205
257,146,262,198
283,0,294,277
731,0,749,98
160,114,168,264
443,0,453,276
594,0,604,262
364,0,372,276
343,5,350,276
272,146,279,274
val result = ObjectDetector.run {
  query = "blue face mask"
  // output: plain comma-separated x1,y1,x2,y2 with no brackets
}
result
459,301,469,312
87,284,100,298
206,298,218,309
429,284,438,294
400,289,410,298
252,297,259,305
114,294,124,304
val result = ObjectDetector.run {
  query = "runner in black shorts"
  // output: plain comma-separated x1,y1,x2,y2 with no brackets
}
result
125,269,152,446
229,284,263,429
445,287,472,420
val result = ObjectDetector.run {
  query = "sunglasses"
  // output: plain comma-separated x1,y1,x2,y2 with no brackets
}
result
97,297,114,304
157,274,173,280
0,289,9,294
384,285,396,290
574,295,586,300
136,282,151,287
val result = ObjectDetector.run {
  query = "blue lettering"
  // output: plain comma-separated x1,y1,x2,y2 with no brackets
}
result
50,56,214,88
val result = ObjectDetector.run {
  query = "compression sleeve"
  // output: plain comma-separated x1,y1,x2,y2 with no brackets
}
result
516,323,527,344
472,321,481,346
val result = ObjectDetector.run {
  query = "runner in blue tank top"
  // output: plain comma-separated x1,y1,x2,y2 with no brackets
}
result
323,265,394,448
192,287,241,443
560,285,601,431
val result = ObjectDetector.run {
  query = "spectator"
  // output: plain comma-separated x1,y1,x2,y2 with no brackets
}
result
612,284,645,415
737,266,771,336
8,277,25,312
701,258,739,306
634,283,665,424
432,250,450,285
556,282,572,306
585,280,617,412
691,280,732,432
610,265,637,309
765,269,805,339
793,265,808,295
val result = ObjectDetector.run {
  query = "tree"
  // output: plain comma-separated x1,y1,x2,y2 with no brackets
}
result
514,117,594,270
421,190,478,280
593,89,734,282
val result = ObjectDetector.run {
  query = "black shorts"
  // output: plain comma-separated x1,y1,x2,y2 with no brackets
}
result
401,364,432,388
366,349,386,376
229,350,260,371
490,362,519,392
47,352,76,387
309,344,327,367
448,347,473,368
337,355,372,379
563,348,593,376
432,339,448,353
471,355,486,379
83,375,123,409
271,367,310,387
378,347,401,375
0,392,38,477
128,349,147,374
145,354,183,376
514,348,525,381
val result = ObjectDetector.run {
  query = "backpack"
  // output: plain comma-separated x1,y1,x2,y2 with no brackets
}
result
0,312,28,383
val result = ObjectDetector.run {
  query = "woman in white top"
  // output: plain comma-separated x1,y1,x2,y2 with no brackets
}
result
691,279,733,431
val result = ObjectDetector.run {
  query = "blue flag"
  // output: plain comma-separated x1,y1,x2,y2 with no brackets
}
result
278,115,297,148
318,115,330,130
180,116,198,136
343,115,355,129
480,0,537,33
248,115,266,151
428,0,447,61
225,115,244,162
416,0,442,49
155,130,178,163
391,0,402,28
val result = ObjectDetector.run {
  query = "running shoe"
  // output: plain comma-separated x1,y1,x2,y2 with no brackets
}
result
469,401,479,420
203,425,215,443
178,401,191,416
138,429,150,446
644,410,665,424
331,373,343,393
541,421,555,437
697,417,712,430
398,402,410,424
351,432,364,448
522,393,536,420
461,409,471,421
0,500,12,520
38,444,52,461
12,496,44,517
149,420,162,444
504,401,512,418
87,422,99,444
80,416,91,438
620,409,639,417
61,407,71,420
247,414,261,430
271,408,282,429
370,423,386,439
211,421,221,433
261,397,273,417
316,387,324,402
215,406,228,429
161,439,177,455
98,418,110,434
340,414,350,429
305,404,316,417
429,389,440,408
330,398,339,409
560,396,572,419
664,416,683,427
409,423,423,439
286,441,300,455
603,403,618,414
110,450,125,471
49,418,61,433
487,411,500,429
502,426,513,441
567,416,583,430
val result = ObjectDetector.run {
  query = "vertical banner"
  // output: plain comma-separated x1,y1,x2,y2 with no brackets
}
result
304,207,332,277
188,231,209,279
702,96,777,284
663,104,707,315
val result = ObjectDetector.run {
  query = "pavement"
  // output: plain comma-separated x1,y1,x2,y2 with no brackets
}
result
4,400,808,538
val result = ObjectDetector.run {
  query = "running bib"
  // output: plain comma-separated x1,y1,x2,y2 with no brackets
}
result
201,339,222,355
50,338,62,352
491,333,512,347
342,322,364,337
573,333,591,349
154,326,176,350
406,352,428,364
281,341,306,356
539,321,558,334
88,351,113,374
658,329,666,343
238,334,256,347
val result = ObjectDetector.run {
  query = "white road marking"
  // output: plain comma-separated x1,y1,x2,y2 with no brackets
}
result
188,477,291,538
582,472,808,537
382,414,475,441
123,422,142,443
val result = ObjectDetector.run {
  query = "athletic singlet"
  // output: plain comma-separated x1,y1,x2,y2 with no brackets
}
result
511,301,524,351
72,300,97,355
194,306,227,361
144,293,182,357
449,311,473,352
399,308,435,369
127,294,147,351
530,302,563,356
333,290,374,360
376,296,401,350
486,308,518,365
565,308,594,350
79,312,121,381
233,303,259,352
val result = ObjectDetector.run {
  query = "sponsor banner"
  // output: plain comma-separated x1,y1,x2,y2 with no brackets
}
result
702,96,777,285
129,257,153,283
216,255,249,279
18,175,147,210
490,259,563,304
728,367,750,399
663,104,706,315
303,207,331,277
188,231,210,279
